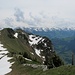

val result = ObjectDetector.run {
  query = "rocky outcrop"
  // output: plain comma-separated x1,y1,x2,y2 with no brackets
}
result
28,34,64,68
23,64,47,71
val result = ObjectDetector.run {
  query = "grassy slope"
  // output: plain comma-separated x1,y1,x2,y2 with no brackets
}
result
0,28,42,62
1,29,31,53
7,60,75,75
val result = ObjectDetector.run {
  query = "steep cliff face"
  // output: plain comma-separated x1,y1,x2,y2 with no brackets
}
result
0,28,64,69
28,34,63,68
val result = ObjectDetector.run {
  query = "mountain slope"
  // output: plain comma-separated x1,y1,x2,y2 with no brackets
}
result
0,28,64,74
1,28,75,75
0,28,42,63
22,27,75,64
7,63,75,75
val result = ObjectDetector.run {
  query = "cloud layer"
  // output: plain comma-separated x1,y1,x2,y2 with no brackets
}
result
0,8,75,29
0,0,75,29
14,8,25,22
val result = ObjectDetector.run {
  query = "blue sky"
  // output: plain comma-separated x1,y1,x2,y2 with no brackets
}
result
0,0,75,28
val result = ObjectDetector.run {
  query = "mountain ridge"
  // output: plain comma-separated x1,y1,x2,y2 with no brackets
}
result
1,28,75,75
21,27,75,64
0,28,63,69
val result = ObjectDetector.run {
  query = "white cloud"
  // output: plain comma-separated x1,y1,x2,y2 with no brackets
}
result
14,8,25,22
0,0,75,29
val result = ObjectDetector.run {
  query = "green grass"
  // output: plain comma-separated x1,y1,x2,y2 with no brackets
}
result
43,65,75,75
6,57,75,75
6,59,75,75
1,29,30,53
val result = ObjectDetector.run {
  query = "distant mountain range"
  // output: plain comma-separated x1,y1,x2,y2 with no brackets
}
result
22,27,75,38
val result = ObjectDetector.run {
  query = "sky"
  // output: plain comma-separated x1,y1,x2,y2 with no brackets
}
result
0,0,75,29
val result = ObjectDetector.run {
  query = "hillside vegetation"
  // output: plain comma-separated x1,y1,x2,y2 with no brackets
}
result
7,61,75,75
0,28,75,75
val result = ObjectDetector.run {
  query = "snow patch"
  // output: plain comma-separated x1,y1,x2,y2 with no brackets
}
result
30,52,34,55
25,58,32,61
34,48,41,57
42,56,45,64
44,43,47,47
0,43,13,75
0,44,7,50
42,39,45,42
14,33,18,38
0,55,4,58
0,56,12,75
42,56,45,59
29,35,42,45
0,51,8,54
10,62,15,65
41,50,43,51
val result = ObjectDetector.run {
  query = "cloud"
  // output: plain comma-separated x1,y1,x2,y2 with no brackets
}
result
13,8,38,26
0,17,15,29
14,8,25,22
28,12,43,25
1,0,75,29
13,8,74,28
0,7,75,29
3,18,15,28
4,18,13,26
